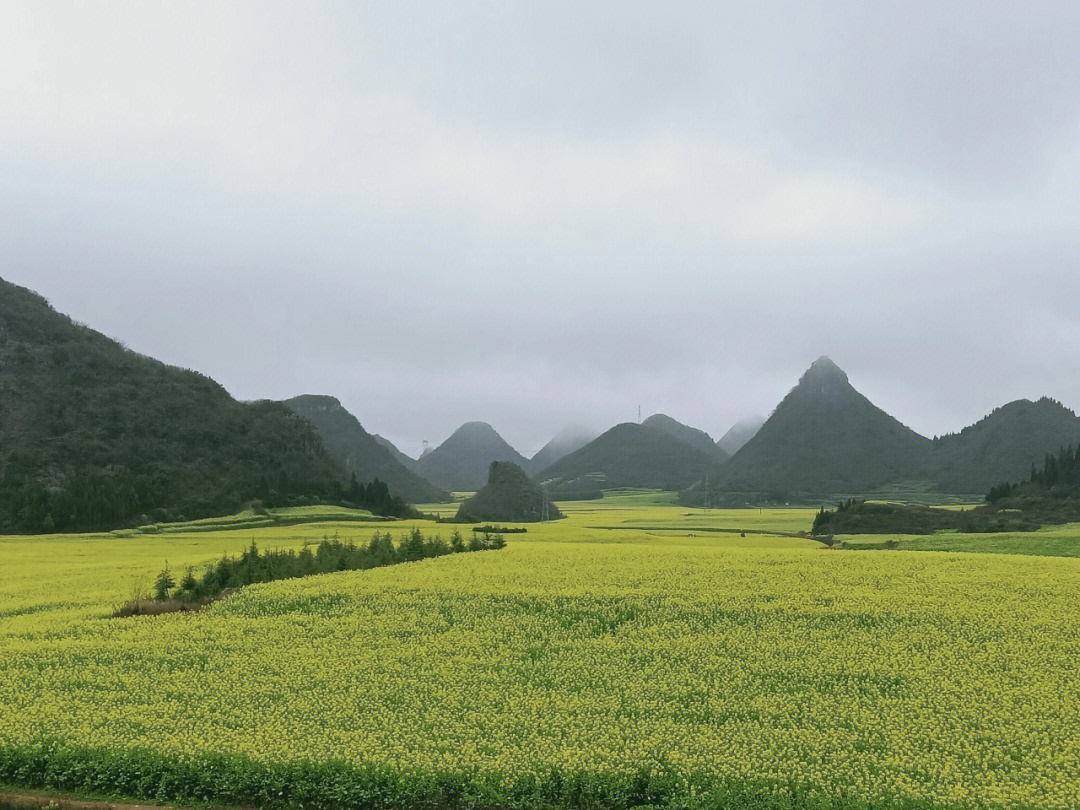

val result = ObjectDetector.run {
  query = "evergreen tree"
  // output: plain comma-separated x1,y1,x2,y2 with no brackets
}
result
153,563,176,600
179,566,197,593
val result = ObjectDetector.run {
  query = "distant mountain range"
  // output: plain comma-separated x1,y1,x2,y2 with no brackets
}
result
416,422,529,492
284,395,451,503
6,276,1080,531
688,357,1080,501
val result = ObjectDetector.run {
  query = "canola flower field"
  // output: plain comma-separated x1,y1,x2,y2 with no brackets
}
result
2,499,1080,809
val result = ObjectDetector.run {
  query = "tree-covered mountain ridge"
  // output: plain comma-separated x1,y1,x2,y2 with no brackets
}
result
0,278,355,533
685,358,1080,501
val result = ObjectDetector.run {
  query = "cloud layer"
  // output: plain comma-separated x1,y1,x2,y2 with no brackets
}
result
3,1,1079,455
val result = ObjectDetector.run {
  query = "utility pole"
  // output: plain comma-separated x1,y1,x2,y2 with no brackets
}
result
704,473,709,510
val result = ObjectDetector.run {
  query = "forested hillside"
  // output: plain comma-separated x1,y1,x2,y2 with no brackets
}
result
285,395,451,503
641,413,728,463
712,357,931,498
931,398,1080,493
538,422,717,491
0,278,347,532
415,422,528,492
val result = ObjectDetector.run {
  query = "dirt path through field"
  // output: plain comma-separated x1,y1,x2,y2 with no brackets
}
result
0,790,216,810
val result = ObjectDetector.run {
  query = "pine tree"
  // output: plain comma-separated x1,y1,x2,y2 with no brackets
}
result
450,529,465,553
153,563,176,601
179,566,197,594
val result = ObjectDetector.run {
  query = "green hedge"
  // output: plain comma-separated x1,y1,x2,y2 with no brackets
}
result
0,742,985,810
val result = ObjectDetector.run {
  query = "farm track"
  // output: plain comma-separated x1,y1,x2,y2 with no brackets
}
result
0,790,211,810
589,524,806,537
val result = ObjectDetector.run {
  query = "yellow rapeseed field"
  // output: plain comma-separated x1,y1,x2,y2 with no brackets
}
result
1,502,1078,808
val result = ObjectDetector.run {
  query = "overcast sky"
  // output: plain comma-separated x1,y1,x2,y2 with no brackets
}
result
3,2,1080,456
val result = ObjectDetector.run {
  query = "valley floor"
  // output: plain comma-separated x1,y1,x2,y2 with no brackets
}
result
2,496,1079,809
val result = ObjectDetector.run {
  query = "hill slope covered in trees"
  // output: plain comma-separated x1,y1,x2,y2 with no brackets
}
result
930,398,1080,494
456,461,563,522
284,395,451,503
815,444,1080,536
372,433,422,473
712,357,931,498
537,422,717,492
0,278,348,532
641,413,728,463
415,422,529,492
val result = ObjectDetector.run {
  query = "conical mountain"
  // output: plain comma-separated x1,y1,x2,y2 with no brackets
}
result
415,422,529,492
538,422,717,492
0,277,344,533
642,414,728,463
720,357,931,495
717,415,765,455
528,426,597,475
931,398,1080,493
456,461,563,523
284,396,450,503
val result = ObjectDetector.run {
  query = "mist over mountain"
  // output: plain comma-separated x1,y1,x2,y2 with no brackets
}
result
415,422,528,492
538,422,717,492
642,414,729,463
284,395,451,504
0,278,345,532
528,427,598,476
717,416,766,456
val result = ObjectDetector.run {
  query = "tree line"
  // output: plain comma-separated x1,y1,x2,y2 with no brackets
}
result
2,468,414,535
988,444,1080,502
139,528,505,610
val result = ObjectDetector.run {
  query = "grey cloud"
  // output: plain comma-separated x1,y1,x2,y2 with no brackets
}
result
3,1,1080,456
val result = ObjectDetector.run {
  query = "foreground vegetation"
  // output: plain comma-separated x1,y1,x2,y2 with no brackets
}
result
2,499,1079,809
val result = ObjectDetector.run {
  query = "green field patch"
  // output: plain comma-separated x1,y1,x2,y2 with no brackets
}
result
841,526,1080,557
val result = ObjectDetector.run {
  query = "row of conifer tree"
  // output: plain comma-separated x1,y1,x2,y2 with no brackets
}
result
152,528,505,602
